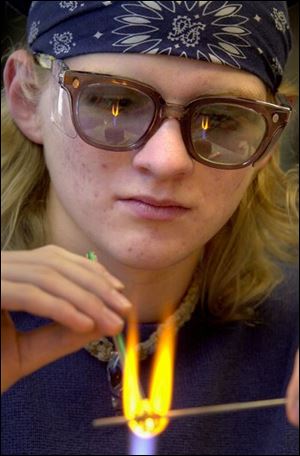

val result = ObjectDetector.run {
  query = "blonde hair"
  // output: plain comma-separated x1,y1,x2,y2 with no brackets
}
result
1,54,298,324
1,56,50,250
199,151,298,324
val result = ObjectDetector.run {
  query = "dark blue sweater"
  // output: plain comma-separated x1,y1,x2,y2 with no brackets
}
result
1,267,299,455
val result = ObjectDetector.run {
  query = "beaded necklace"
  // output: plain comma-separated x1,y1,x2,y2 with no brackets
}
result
84,265,201,412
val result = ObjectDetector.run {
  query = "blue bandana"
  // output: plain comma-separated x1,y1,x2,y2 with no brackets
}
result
27,1,292,92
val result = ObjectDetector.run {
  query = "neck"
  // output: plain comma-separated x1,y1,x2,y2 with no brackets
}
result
94,251,201,323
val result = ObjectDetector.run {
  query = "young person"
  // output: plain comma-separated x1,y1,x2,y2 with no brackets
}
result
1,1,299,454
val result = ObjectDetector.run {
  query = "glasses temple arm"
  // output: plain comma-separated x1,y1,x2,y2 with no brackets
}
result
275,92,294,110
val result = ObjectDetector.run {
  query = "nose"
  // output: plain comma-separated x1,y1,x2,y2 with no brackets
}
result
132,118,194,180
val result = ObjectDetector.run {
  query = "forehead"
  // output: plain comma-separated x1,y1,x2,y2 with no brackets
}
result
65,53,267,102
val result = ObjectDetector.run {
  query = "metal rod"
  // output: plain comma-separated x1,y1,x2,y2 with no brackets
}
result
167,397,287,419
92,397,287,428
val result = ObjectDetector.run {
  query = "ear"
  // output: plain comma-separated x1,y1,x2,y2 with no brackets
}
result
3,49,43,144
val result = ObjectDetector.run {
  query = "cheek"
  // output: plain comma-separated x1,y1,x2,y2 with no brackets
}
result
206,166,252,192
196,167,254,219
43,130,115,199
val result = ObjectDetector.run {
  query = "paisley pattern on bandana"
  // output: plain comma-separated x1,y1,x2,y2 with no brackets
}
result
271,7,289,32
50,31,77,55
112,1,251,68
27,1,292,92
28,20,40,45
59,1,86,12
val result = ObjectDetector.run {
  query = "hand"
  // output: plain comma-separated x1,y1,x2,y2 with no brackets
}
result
286,349,299,427
1,245,132,394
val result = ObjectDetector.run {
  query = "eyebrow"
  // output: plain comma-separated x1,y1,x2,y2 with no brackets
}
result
68,61,267,101
177,87,267,105
211,87,266,101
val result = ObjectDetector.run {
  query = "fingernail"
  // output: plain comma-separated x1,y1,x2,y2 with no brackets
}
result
78,314,95,331
103,272,124,289
110,277,125,290
113,290,132,310
86,251,124,289
109,312,124,329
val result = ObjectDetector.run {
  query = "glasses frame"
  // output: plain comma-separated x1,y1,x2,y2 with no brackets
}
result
35,53,292,170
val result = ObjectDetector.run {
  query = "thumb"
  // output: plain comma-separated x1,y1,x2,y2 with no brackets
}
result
286,350,299,428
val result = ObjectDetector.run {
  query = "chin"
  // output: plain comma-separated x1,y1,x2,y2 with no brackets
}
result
104,243,191,271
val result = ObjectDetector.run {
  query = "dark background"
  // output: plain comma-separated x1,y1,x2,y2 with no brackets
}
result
1,0,298,169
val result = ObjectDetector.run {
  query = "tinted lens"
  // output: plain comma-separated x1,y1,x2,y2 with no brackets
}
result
191,103,267,165
77,83,155,148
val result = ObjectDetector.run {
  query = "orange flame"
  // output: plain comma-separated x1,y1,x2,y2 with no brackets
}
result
112,101,120,117
123,315,175,439
201,115,209,130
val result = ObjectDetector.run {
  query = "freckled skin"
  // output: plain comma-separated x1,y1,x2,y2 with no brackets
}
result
42,53,265,272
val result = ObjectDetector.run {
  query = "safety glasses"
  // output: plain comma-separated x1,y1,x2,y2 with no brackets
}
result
35,53,292,170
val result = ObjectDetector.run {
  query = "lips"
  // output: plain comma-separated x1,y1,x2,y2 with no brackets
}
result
122,195,189,209
117,195,190,221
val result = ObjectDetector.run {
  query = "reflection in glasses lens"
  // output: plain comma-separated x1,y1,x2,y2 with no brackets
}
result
77,84,156,147
191,104,267,165
75,81,268,167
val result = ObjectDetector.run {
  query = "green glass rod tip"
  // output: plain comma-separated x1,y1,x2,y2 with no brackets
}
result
86,251,98,261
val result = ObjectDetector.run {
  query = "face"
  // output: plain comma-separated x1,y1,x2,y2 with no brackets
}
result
39,53,266,270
